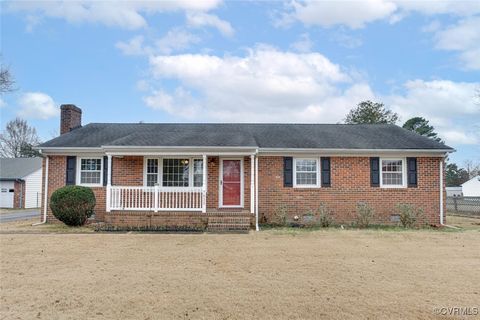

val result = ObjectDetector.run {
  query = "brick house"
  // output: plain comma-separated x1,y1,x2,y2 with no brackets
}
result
37,104,453,231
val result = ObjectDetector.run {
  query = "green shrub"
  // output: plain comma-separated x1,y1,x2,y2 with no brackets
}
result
50,186,96,226
395,203,424,228
356,202,374,228
271,204,288,226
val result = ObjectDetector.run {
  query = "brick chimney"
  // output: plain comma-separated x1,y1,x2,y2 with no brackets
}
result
60,104,82,135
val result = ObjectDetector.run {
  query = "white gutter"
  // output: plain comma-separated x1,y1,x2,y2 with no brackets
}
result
255,151,259,231
440,158,444,225
33,156,48,225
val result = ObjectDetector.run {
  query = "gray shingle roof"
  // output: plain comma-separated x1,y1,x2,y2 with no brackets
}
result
38,123,453,150
0,157,43,180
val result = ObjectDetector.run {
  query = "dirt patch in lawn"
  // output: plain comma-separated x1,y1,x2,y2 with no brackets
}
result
1,230,479,320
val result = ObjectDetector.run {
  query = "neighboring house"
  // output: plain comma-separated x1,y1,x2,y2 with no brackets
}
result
36,104,454,230
0,157,43,209
461,176,480,197
446,187,463,197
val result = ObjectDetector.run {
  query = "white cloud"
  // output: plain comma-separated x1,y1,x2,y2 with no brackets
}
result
186,12,234,37
283,0,480,29
144,46,375,122
17,92,58,120
288,0,397,29
388,79,480,145
116,35,149,56
116,28,201,56
433,17,480,70
0,98,6,108
144,48,479,146
290,33,313,52
8,0,222,30
155,28,201,54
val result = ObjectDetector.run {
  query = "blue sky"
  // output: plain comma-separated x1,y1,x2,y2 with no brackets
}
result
1,0,479,164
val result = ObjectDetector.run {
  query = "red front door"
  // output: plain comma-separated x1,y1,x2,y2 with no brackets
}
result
221,159,242,206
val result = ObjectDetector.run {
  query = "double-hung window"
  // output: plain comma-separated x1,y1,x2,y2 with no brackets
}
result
293,158,320,187
380,158,406,188
78,158,102,186
144,157,203,187
146,159,159,186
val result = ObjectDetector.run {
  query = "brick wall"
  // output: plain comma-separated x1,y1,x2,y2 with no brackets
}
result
257,156,445,226
13,180,25,209
41,155,445,227
42,156,105,223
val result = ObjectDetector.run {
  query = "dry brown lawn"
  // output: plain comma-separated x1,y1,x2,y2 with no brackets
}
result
1,221,479,319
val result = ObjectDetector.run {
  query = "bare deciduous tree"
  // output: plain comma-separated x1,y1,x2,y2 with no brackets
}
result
463,160,480,179
0,65,16,93
0,118,41,158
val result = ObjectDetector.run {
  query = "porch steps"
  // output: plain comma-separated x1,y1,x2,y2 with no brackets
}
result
207,216,251,233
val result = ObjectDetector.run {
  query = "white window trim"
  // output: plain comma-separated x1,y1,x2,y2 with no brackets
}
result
143,157,203,188
293,157,321,188
379,157,407,188
76,157,103,187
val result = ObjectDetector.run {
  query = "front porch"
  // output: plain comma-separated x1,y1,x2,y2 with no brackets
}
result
100,152,258,231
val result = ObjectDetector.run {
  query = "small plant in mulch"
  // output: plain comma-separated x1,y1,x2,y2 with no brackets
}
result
395,203,425,228
355,202,375,228
50,186,96,226
302,203,335,228
270,204,289,226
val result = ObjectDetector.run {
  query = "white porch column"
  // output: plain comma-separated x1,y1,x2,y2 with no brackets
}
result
106,155,112,212
202,154,207,213
250,154,255,214
255,155,259,231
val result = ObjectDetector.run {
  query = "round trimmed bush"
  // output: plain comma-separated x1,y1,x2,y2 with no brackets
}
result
50,186,96,226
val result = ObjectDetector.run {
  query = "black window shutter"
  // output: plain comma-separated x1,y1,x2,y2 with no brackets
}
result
370,157,380,187
321,157,331,187
407,157,417,187
66,156,76,185
284,157,293,187
103,156,108,186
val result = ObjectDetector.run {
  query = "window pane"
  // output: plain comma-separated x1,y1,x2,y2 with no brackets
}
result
295,159,318,186
381,159,403,186
146,174,158,187
382,173,402,185
162,159,189,187
193,159,203,187
147,159,158,174
80,158,101,184
296,172,317,185
81,171,101,184
296,159,316,172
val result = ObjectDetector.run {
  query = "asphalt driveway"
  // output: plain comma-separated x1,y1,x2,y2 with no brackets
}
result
0,209,40,223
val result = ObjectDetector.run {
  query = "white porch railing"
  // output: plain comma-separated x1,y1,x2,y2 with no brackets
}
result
108,186,204,212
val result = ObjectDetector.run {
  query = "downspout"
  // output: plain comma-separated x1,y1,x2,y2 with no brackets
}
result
33,155,48,225
255,150,259,231
439,156,444,226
